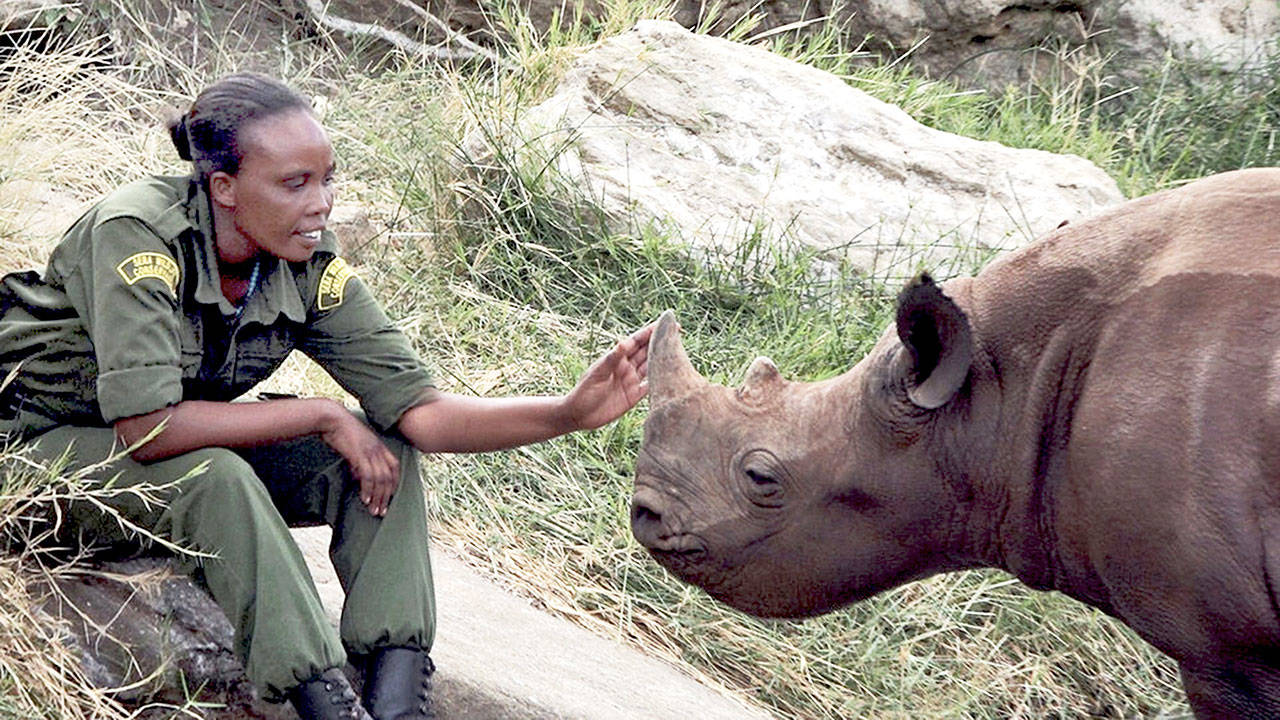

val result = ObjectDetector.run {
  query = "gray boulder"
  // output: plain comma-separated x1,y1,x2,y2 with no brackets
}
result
806,0,1280,89
38,557,293,719
473,20,1122,279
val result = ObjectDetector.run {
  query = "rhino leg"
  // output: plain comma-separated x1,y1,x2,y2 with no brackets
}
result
1180,663,1280,719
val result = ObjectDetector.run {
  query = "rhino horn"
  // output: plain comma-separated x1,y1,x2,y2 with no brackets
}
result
737,356,781,405
648,310,706,404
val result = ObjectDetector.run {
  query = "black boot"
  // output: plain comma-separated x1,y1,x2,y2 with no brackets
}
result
288,667,373,720
362,646,436,719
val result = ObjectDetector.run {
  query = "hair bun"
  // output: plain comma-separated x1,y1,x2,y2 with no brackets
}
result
168,114,193,161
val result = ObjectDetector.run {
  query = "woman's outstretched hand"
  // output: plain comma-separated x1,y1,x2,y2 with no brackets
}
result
564,322,655,431
396,320,657,454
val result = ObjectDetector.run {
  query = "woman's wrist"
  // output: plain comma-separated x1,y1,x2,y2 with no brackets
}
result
306,397,346,436
554,394,581,436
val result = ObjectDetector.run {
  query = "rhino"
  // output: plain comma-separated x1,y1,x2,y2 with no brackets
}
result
629,168,1280,718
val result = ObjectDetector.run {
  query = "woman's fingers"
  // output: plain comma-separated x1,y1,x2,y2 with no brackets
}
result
325,414,400,517
358,444,399,516
374,446,400,515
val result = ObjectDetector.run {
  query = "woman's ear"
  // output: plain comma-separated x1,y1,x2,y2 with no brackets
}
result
895,273,972,409
208,171,236,209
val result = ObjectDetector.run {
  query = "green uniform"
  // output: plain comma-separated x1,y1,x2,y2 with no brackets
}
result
0,176,438,699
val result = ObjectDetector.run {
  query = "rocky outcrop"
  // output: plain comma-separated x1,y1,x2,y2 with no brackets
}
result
473,21,1122,279
286,0,1279,90
5,1,1270,92
268,0,1280,88
797,0,1280,89
690,1,1280,86
1105,0,1280,70
38,558,293,719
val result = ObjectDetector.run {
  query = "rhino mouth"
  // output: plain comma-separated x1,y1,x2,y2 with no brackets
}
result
646,534,708,560
646,541,711,582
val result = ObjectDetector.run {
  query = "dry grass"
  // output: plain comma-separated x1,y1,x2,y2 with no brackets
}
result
0,425,214,719
0,38,225,716
0,38,180,276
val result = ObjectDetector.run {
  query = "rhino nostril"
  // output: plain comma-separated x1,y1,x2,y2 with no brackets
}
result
629,496,668,546
632,503,660,524
631,500,662,527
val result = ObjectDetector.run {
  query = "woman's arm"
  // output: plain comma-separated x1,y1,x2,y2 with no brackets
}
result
395,393,574,454
397,323,653,454
115,397,403,516
115,323,652,513
115,398,343,460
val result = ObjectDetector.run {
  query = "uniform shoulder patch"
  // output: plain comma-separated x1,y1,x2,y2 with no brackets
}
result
317,256,356,311
115,252,179,294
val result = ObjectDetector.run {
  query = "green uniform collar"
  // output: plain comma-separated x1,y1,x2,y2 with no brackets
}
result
182,178,313,326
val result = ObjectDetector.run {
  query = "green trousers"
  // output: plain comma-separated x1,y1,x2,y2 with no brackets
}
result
26,421,436,701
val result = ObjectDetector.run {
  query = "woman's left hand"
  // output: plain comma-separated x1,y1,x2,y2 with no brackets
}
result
565,322,655,431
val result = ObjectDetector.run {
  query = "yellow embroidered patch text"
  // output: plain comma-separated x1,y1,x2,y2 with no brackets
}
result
115,252,179,294
317,257,355,311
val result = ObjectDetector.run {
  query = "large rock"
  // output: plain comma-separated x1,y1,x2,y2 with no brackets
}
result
792,0,1280,89
38,557,291,719
667,0,1279,89
477,21,1121,279
1107,0,1280,70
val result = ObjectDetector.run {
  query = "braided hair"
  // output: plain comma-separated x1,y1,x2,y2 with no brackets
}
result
167,73,312,187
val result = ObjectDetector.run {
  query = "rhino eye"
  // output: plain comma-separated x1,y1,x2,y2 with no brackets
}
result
745,468,779,491
739,451,786,506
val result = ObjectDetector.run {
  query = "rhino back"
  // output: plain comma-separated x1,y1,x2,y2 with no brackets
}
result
963,167,1280,661
970,168,1280,356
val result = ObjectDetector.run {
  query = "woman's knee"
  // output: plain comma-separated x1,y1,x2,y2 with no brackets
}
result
176,448,272,505
161,448,287,547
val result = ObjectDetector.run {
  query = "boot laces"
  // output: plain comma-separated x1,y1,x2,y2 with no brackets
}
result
322,678,361,718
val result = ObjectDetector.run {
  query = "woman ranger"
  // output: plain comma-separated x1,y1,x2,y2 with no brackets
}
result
0,73,652,720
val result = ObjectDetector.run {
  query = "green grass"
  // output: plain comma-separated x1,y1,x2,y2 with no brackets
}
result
5,1,1277,717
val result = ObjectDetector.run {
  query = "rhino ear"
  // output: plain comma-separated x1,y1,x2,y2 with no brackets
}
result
895,272,972,409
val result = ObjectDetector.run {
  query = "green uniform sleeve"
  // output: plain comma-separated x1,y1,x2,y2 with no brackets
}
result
298,256,436,433
60,217,184,423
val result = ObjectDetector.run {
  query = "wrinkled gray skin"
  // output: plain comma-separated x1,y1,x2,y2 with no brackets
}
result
630,168,1280,718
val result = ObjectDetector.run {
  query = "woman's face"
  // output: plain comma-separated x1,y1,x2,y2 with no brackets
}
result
211,109,335,264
